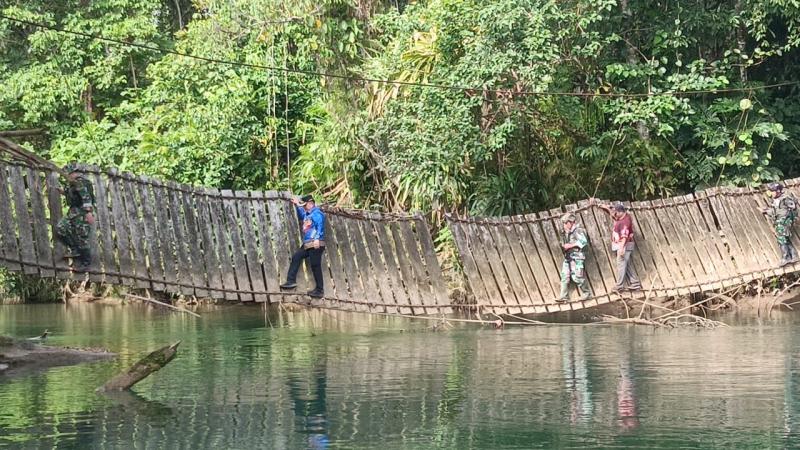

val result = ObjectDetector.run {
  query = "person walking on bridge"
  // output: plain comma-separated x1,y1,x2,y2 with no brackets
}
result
55,163,95,271
557,213,592,302
280,195,326,298
594,200,642,294
761,182,798,267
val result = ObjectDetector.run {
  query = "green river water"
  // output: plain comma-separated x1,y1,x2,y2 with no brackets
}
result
1,303,799,449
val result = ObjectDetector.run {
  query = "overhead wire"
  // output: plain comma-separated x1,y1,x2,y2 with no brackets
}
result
2,14,799,99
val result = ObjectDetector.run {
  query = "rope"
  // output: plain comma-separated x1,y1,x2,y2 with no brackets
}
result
2,15,798,99
591,123,624,199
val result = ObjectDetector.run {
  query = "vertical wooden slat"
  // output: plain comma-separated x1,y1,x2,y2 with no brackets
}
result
509,215,548,305
208,189,238,301
237,191,268,302
26,169,54,277
167,182,196,297
8,166,37,274
567,203,607,299
398,219,439,314
222,191,253,301
121,177,150,289
706,189,753,281
579,202,616,297
252,192,278,298
266,195,292,303
448,218,490,307
674,195,721,288
351,218,384,311
374,219,412,314
45,171,68,276
523,214,559,302
734,189,778,270
538,209,568,304
107,171,134,286
694,190,741,282
0,165,19,270
651,199,699,292
632,201,679,295
336,217,368,311
486,219,525,314
194,188,224,299
623,205,658,294
320,214,350,302
152,182,180,293
137,179,165,291
390,221,424,313
661,197,706,289
365,212,400,314
414,214,452,313
463,220,506,311
88,170,118,283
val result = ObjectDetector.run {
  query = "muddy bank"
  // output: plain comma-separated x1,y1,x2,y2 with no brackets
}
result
0,335,115,378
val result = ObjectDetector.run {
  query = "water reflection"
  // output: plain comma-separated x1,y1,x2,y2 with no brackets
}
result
1,305,800,448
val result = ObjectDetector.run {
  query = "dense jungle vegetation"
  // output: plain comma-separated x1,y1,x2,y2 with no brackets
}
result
2,0,800,297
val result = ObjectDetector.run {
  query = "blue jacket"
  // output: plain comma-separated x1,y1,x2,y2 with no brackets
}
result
297,206,325,243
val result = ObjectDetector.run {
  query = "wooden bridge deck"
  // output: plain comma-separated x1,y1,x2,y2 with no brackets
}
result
0,161,452,314
448,180,800,314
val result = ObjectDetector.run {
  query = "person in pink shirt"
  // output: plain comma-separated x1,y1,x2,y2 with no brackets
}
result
594,200,642,293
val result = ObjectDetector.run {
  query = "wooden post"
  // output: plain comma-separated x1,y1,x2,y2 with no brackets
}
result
98,341,180,392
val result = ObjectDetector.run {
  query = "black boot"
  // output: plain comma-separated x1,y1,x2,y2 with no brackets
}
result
280,282,297,290
307,288,324,298
779,244,792,267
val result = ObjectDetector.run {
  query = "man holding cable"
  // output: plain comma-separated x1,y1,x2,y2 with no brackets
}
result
280,194,326,298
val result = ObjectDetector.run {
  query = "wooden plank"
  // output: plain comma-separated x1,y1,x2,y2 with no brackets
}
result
8,166,37,274
365,212,400,314
694,191,741,282
121,177,150,289
523,214,560,301
26,169,54,278
321,214,351,303
722,190,772,271
414,214,452,313
509,215,548,305
676,194,723,288
578,202,615,297
539,208,570,303
477,218,520,314
448,218,491,307
107,172,134,286
486,218,525,314
398,219,439,314
45,171,68,276
251,192,276,300
351,218,384,312
87,170,117,283
211,189,239,301
193,189,224,299
706,189,753,281
734,188,777,269
167,182,196,297
137,179,166,291
152,182,180,293
332,216,367,310
374,219,413,314
267,197,293,304
632,201,680,295
624,205,661,295
462,219,506,313
389,221,423,313
0,165,21,271
237,191,268,302
651,199,697,293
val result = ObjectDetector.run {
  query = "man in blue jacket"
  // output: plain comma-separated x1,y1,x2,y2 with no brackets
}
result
280,194,326,298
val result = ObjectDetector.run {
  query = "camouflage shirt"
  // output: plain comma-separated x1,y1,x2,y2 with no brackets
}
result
766,192,797,223
562,223,588,261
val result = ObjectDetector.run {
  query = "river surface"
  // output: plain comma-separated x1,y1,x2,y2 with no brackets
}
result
1,303,799,449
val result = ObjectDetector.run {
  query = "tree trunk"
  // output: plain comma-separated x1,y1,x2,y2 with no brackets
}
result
98,341,180,392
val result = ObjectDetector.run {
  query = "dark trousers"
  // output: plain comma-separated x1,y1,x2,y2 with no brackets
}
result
286,247,325,291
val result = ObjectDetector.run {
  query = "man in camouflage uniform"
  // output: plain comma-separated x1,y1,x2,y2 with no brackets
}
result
761,182,798,267
55,163,95,270
557,213,592,302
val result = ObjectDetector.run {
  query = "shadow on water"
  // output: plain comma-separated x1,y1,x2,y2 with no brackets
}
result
1,303,800,448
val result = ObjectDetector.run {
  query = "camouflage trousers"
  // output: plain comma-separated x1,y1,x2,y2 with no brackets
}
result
56,208,92,263
560,258,591,300
775,216,796,245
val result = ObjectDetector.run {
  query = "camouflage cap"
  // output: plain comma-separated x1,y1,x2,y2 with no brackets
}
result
560,213,576,224
767,182,783,192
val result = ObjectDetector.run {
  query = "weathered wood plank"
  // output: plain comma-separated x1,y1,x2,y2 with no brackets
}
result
722,191,771,272
579,203,615,296
45,171,68,276
333,216,367,309
374,219,412,314
193,189,224,299
26,169,54,278
652,199,697,293
523,215,559,301
89,170,118,283
0,164,20,270
107,172,134,286
365,212,400,314
398,219,438,314
8,166,37,274
167,182,196,297
211,189,239,300
267,197,293,304
675,194,721,288
389,221,423,313
237,191,268,302
706,189,753,281
567,203,607,298
137,179,166,291
624,205,661,295
351,218,384,312
414,214,452,313
736,188,779,269
121,177,150,289
632,201,679,295
462,220,506,313
321,215,350,303
251,192,277,299
694,191,740,282
152,182,180,293
538,208,569,303
486,219,525,314
448,219,491,307
509,215,548,305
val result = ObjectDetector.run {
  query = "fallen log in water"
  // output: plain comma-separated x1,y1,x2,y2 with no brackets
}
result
0,334,115,377
98,341,180,392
